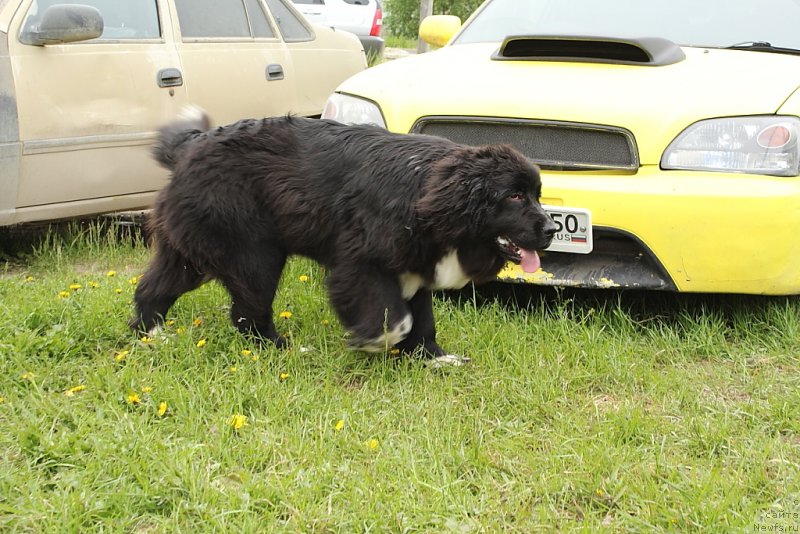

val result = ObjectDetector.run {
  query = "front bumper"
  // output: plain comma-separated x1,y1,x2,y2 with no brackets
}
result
498,166,800,295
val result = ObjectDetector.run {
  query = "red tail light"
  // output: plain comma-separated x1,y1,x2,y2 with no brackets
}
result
370,5,383,37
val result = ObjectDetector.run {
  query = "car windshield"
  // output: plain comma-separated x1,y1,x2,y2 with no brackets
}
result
454,0,800,52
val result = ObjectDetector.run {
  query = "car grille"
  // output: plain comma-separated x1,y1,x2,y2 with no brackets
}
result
412,117,639,171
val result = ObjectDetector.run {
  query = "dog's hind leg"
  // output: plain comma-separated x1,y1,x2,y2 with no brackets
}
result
219,248,288,348
327,265,413,353
130,242,207,333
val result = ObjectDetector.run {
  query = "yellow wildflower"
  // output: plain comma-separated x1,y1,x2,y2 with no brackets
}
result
24,276,34,282
229,414,248,430
127,393,141,405
140,336,152,344
88,281,99,289
106,270,117,277
321,319,330,326
58,291,70,299
114,288,122,294
128,276,140,285
250,354,259,362
21,372,35,381
366,439,379,450
69,284,82,291
176,327,185,335
334,419,345,432
141,386,153,394
114,350,129,362
158,401,168,417
196,339,207,348
166,320,175,327
0,396,5,404
389,348,401,356
64,385,86,397
193,318,203,327
241,349,252,357
279,372,289,381
279,311,293,319
299,275,309,282
229,366,238,373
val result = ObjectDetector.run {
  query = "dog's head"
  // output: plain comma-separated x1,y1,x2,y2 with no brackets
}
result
418,144,556,273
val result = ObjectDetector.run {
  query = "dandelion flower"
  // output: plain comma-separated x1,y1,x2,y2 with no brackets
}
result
64,385,86,397
141,386,153,394
69,283,82,291
279,311,293,319
21,372,35,381
114,288,122,294
366,439,379,450
127,393,141,405
114,350,129,362
321,319,330,326
140,336,152,344
193,318,203,327
166,320,175,327
279,372,289,381
241,349,252,357
196,339,207,348
299,275,309,282
334,419,345,432
58,291,70,299
128,276,140,285
250,354,259,362
158,401,168,417
176,327,185,335
106,270,117,277
88,281,99,289
229,366,238,373
24,276,34,282
229,414,248,430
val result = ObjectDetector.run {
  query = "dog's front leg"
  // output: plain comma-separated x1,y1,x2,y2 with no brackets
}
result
395,289,470,367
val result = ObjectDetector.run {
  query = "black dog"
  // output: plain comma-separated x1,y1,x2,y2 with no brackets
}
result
131,109,556,366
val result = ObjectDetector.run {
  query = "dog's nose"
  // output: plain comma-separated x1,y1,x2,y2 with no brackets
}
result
543,218,557,240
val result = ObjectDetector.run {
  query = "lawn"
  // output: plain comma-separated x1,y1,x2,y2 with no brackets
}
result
0,223,798,532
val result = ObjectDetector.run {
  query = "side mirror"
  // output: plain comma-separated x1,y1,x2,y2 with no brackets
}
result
20,4,104,46
419,15,461,48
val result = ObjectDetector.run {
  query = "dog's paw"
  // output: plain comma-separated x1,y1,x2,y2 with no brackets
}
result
423,354,471,369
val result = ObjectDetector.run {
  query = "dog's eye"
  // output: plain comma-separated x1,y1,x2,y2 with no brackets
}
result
509,192,525,201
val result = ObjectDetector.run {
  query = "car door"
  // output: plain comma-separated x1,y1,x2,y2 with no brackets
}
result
7,0,188,217
171,0,298,125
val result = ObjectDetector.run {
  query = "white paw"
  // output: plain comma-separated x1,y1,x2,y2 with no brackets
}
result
424,354,471,368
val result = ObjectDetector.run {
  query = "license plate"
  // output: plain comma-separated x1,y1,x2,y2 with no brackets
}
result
543,205,593,254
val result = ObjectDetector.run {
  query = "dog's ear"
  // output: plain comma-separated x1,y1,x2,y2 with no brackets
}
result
417,146,502,240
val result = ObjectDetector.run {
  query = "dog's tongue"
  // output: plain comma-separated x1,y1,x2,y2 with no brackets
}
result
520,249,541,273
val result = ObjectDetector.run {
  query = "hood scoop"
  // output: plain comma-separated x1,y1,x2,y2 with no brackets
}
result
492,36,685,66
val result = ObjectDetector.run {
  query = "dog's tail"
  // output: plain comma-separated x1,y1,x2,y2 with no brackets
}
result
152,105,211,170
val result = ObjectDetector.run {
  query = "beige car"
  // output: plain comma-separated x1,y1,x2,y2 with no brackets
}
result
0,0,366,226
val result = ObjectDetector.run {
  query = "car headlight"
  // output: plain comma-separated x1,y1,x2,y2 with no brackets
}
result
661,116,800,177
321,93,386,128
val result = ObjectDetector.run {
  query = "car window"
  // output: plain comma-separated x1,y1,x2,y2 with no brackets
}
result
175,0,276,39
455,0,800,51
21,0,160,40
264,0,314,41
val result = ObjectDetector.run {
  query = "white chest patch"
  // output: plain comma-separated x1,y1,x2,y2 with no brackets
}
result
399,250,471,299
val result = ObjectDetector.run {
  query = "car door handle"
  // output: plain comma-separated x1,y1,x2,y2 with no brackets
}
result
266,64,284,81
157,68,183,88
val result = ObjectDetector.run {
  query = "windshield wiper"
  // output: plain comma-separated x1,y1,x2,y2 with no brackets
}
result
725,41,800,56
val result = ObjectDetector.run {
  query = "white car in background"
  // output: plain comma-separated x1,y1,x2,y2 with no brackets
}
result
292,0,384,58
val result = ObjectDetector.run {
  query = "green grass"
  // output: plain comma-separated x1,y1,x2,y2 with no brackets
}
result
1,223,799,532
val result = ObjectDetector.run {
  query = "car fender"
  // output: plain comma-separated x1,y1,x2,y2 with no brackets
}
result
0,31,21,226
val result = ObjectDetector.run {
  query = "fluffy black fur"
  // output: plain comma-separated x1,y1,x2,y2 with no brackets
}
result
131,112,556,361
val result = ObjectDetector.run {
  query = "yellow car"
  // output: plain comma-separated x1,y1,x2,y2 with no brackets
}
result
323,0,800,295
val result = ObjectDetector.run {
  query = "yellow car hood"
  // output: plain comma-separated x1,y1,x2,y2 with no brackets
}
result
340,43,800,164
